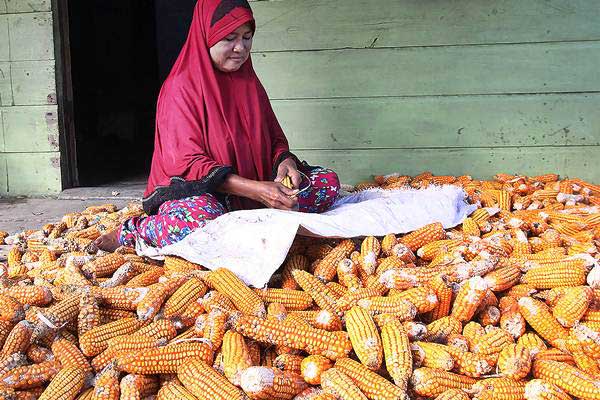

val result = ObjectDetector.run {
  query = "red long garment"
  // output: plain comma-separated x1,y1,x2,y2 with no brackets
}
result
144,0,293,213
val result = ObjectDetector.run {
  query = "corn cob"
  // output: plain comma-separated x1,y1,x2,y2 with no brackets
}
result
470,377,526,400
136,277,186,320
156,381,198,400
320,368,368,400
119,374,159,400
521,261,588,289
483,265,522,291
0,296,24,324
93,335,160,372
203,308,227,349
51,338,91,372
325,281,348,298
379,320,412,390
517,333,547,357
77,290,100,337
357,296,417,320
38,366,88,400
359,236,381,276
81,254,125,279
425,274,453,321
1,286,53,307
24,345,51,365
280,255,309,290
200,290,237,314
311,239,355,282
451,276,489,322
336,285,388,312
287,310,342,332
0,321,33,358
534,349,576,365
532,360,600,400
410,368,476,397
301,355,332,385
125,267,164,287
240,366,308,399
499,296,527,339
205,268,266,317
478,305,501,326
334,357,406,400
291,270,340,316
32,293,80,341
422,316,462,343
254,288,313,311
411,342,455,371
0,353,28,376
381,234,398,256
234,314,351,360
178,359,248,399
443,344,493,377
345,306,383,370
91,364,120,399
79,317,147,356
524,379,573,400
471,327,515,361
497,343,532,380
434,389,471,400
565,337,600,375
163,277,207,318
116,342,213,374
400,222,447,251
274,353,304,374
0,360,60,389
551,286,593,327
518,297,569,349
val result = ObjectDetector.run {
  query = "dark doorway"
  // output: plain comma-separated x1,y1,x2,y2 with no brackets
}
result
56,0,197,188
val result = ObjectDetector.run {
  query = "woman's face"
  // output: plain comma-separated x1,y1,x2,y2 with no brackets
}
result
210,23,253,73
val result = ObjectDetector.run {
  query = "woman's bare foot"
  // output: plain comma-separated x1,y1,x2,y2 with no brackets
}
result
94,230,120,252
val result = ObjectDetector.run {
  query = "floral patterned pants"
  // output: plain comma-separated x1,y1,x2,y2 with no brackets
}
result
119,167,340,248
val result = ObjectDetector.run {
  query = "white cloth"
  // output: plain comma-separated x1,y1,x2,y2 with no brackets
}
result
136,185,477,288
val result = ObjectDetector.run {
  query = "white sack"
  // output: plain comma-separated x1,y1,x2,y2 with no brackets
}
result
136,185,477,287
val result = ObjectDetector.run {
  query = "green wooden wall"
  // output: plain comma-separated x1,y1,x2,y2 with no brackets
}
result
0,0,61,196
250,0,600,184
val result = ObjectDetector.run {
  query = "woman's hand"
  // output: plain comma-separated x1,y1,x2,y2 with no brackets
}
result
274,157,302,189
252,181,298,210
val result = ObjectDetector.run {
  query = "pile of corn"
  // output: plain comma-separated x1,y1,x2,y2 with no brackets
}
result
0,172,599,400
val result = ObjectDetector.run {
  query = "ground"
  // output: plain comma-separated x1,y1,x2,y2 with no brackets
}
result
0,182,144,260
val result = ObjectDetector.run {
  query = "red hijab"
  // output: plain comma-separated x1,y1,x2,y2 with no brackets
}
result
144,0,292,211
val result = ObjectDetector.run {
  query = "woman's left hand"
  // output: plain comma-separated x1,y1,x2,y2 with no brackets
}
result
274,157,302,189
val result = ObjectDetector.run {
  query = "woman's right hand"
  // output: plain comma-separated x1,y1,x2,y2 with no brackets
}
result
251,181,298,210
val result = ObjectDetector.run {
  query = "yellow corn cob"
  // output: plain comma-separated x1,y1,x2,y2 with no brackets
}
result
240,366,308,399
0,353,28,376
434,388,471,400
411,342,454,371
32,293,80,341
524,379,572,400
0,360,60,389
392,285,439,314
517,333,548,357
301,355,332,385
379,320,411,390
26,344,53,363
533,360,600,400
156,381,199,400
136,277,186,321
336,285,388,312
471,327,515,360
422,316,462,343
81,253,125,279
267,303,287,321
79,317,147,356
381,234,398,256
0,320,33,358
400,222,447,251
125,267,164,287
94,334,163,372
345,306,383,370
254,288,313,311
287,310,343,332
425,275,453,321
498,297,526,340
51,338,91,372
313,239,355,281
163,255,203,275
470,377,526,400
203,308,227,349
162,278,207,318
442,344,493,377
234,314,351,360
410,368,477,397
360,236,381,275
521,261,588,289
356,296,417,320
518,297,570,349
91,364,120,399
119,374,159,400
116,342,213,374
478,305,501,326
291,270,340,316
483,265,522,291
1,286,53,307
178,359,247,399
451,276,489,322
78,290,100,337
0,320,14,348
274,353,304,374
462,217,481,237
0,295,24,324
205,268,265,317
280,255,309,290
321,367,368,400
334,357,406,400
326,281,349,298
497,343,532,380
552,286,593,327
200,290,237,314
534,349,575,365
221,330,253,385
565,337,600,375
38,366,88,400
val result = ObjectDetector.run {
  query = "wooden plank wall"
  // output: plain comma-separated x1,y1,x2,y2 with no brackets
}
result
0,0,61,195
249,0,600,184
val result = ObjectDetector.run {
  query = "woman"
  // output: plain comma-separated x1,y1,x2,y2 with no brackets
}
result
96,0,340,252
